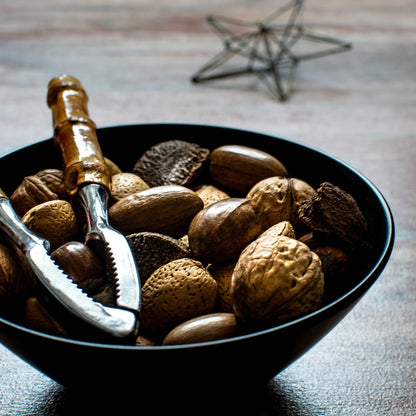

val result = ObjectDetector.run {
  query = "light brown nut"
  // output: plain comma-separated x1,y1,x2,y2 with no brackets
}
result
135,335,158,347
208,262,236,313
104,157,122,177
195,185,230,207
163,313,239,345
258,221,296,240
110,172,149,202
22,200,79,251
126,232,191,285
232,235,324,325
132,140,210,188
10,169,66,217
109,185,203,237
23,297,69,337
0,242,35,298
209,145,288,194
247,176,315,230
140,258,218,335
188,198,262,263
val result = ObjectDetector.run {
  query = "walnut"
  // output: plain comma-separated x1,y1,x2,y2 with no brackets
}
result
232,235,324,325
246,176,315,231
10,169,66,217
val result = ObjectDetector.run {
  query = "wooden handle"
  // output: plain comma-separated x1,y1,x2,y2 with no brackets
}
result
47,74,110,195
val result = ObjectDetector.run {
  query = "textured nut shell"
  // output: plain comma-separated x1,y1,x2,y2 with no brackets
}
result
247,177,315,230
195,185,230,207
208,262,236,313
10,169,65,217
132,140,210,187
0,242,34,298
259,221,296,240
22,200,79,251
109,185,203,237
126,232,191,284
163,313,239,345
188,198,262,263
110,172,149,202
210,145,288,193
140,258,218,333
232,235,324,324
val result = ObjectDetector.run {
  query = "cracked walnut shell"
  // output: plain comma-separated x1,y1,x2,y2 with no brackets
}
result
232,235,324,325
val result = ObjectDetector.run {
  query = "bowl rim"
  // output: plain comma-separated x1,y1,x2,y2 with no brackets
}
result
0,122,395,350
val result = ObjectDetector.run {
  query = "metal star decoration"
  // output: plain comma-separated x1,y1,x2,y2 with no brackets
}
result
191,0,352,100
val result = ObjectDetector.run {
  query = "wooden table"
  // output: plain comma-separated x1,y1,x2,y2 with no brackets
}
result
0,0,415,414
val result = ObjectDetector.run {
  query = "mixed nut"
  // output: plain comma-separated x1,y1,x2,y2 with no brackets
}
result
0,139,369,345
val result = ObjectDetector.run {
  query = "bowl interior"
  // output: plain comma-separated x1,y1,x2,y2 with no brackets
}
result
0,124,394,388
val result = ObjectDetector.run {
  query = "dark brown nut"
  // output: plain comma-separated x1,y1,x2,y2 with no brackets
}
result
232,235,324,325
140,258,218,335
313,245,348,280
188,198,263,263
132,140,210,188
21,200,80,251
109,185,203,238
51,241,105,295
10,169,65,217
195,185,230,207
258,220,296,240
298,182,368,250
163,313,239,345
110,172,149,202
209,145,288,194
23,297,69,337
208,262,236,313
247,176,315,230
0,242,35,298
126,232,191,285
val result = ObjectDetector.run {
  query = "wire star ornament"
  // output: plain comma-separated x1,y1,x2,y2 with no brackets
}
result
191,0,352,101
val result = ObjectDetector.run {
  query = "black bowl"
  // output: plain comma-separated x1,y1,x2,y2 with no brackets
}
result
0,124,394,391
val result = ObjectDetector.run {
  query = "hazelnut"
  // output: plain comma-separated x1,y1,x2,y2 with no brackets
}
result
109,185,203,238
110,172,149,202
10,169,66,217
140,258,218,335
209,145,288,194
51,241,105,296
188,198,263,263
21,200,80,251
104,157,122,176
247,176,315,230
195,185,230,207
232,235,324,325
163,313,239,345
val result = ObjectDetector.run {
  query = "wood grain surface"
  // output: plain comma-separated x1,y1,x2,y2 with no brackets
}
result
0,0,415,414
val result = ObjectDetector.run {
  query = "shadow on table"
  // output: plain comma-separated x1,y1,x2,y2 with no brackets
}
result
35,377,320,415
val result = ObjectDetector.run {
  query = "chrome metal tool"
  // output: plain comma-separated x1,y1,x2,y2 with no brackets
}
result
46,74,141,337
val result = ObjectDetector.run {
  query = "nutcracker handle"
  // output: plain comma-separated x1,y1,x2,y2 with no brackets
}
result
47,74,110,195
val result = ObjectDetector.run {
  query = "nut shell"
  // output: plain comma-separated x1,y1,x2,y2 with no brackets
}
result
109,185,203,237
247,176,315,230
140,258,218,334
163,313,239,345
210,145,288,193
110,172,149,202
232,235,324,325
195,185,230,207
208,262,235,313
21,200,79,251
188,198,263,263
